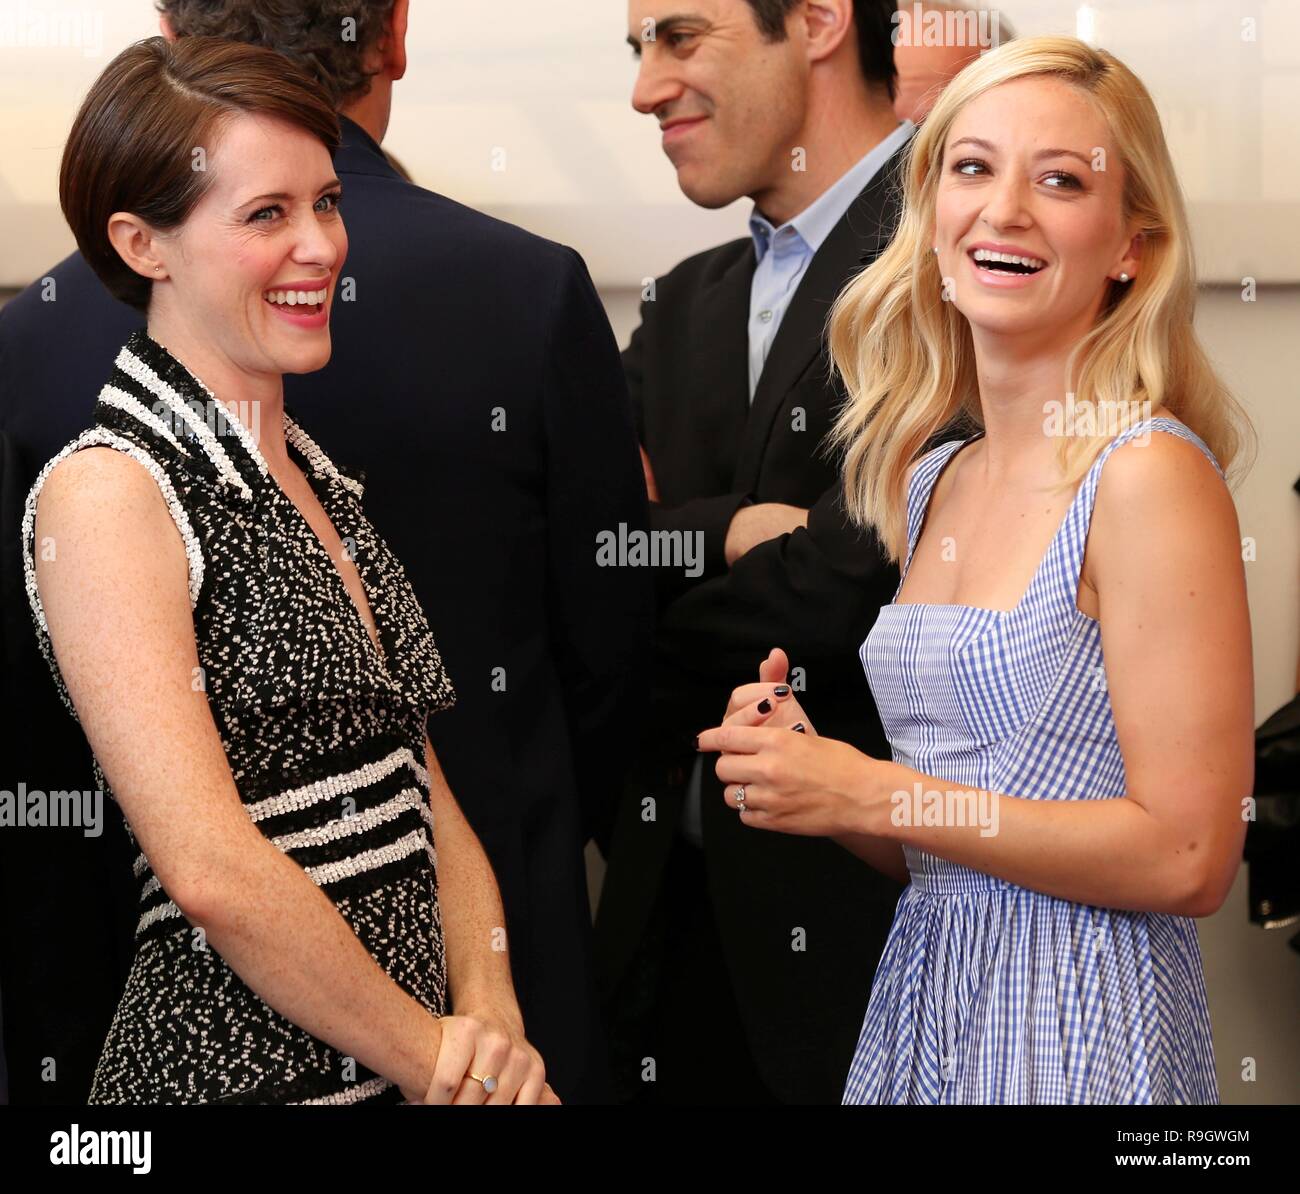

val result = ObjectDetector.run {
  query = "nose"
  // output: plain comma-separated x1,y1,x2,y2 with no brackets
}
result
290,202,343,274
978,170,1033,233
631,47,683,117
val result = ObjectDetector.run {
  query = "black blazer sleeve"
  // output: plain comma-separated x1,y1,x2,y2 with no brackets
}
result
543,249,654,847
622,308,752,599
656,476,895,684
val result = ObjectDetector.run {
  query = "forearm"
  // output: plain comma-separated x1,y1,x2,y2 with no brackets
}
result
424,740,521,1026
830,831,910,884
865,760,1224,915
188,834,441,1101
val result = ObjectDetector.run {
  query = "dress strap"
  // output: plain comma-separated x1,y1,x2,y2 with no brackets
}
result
899,435,977,592
1054,416,1224,610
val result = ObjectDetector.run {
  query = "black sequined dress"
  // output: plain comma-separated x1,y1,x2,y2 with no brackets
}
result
21,328,455,1104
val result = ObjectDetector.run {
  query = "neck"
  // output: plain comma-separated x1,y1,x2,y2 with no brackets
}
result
751,85,899,225
965,318,1094,482
144,314,287,470
340,82,389,147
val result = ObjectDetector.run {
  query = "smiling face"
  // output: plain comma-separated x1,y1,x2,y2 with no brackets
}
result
931,75,1141,346
149,111,347,379
626,0,807,208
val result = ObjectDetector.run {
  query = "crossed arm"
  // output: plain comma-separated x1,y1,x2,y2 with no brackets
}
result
33,445,552,1104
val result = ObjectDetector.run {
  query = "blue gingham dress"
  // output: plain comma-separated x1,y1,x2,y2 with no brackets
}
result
844,416,1220,1104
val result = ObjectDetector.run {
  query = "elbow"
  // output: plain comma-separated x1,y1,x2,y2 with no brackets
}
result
1173,856,1238,919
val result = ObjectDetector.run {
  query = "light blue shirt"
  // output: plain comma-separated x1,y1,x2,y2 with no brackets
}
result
746,119,915,402
681,119,915,848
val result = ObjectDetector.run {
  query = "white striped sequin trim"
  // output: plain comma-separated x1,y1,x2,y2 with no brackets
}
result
115,345,256,501
136,899,182,935
303,828,426,886
292,1076,391,1105
21,429,206,649
244,746,425,823
97,383,186,452
285,414,364,498
270,788,424,852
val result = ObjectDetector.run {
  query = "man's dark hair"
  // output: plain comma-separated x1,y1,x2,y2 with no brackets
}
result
156,0,397,109
745,0,897,102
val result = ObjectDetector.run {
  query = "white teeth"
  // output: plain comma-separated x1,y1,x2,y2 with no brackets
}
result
263,287,328,308
971,248,1046,269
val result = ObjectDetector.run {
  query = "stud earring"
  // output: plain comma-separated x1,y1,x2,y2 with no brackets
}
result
1118,272,1130,282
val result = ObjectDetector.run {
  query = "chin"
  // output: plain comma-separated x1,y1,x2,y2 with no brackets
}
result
675,169,743,212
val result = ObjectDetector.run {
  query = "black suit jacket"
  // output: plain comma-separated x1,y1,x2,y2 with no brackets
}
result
0,114,652,1105
594,135,916,1104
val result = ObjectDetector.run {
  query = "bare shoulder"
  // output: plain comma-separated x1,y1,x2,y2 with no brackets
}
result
1094,426,1236,527
1088,426,1241,596
33,444,190,611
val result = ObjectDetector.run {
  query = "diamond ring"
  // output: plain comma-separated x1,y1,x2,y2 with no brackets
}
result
735,786,747,814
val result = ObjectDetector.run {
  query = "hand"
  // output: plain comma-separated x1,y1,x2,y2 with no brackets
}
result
695,720,890,839
720,647,816,736
419,1009,556,1105
724,503,809,566
640,446,659,502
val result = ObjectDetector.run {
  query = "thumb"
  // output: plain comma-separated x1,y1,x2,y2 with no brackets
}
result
757,647,788,686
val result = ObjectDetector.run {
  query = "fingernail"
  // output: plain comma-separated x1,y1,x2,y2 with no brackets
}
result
756,699,772,714
773,685,790,697
792,722,806,733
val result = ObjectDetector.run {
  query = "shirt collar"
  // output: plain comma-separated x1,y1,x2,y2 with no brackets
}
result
749,119,914,266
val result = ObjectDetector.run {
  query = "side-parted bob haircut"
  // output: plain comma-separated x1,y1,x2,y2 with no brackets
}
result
60,35,341,315
827,35,1255,563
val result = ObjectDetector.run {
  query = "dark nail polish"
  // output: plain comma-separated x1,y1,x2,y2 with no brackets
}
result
757,699,772,714
792,722,806,733
773,685,790,697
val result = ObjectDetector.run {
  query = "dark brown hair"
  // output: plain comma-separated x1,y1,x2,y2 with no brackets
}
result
157,0,399,109
745,0,898,101
60,36,340,314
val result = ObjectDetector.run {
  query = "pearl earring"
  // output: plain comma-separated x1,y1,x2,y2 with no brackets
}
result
1118,272,1129,282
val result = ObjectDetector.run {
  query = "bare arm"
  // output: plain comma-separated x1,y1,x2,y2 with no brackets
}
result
701,435,1254,916
422,734,521,1026
34,447,442,1102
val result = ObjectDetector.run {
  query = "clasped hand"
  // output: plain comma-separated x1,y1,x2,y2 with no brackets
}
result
404,1009,560,1105
695,647,883,838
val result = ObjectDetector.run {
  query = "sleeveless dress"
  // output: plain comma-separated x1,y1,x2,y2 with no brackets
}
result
20,328,456,1104
844,416,1222,1104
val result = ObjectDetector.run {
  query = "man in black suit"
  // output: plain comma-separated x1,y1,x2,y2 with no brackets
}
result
0,0,650,1104
595,0,919,1103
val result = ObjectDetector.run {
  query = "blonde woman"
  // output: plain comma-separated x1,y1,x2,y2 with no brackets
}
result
696,36,1254,1104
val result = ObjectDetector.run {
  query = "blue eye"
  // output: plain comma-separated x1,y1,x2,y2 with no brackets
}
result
1043,171,1082,189
954,157,986,175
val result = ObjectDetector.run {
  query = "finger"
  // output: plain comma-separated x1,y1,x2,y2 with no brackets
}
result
514,1061,547,1105
722,692,790,729
426,1020,475,1105
484,1048,530,1106
452,1028,511,1106
714,751,769,786
540,1083,562,1105
724,679,791,719
757,647,788,686
697,723,787,756
722,782,767,813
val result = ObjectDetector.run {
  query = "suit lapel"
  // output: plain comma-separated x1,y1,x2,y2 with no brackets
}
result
734,140,909,489
691,245,755,490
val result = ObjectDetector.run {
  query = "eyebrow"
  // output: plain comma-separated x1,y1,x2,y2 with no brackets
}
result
237,179,342,209
626,15,704,57
948,136,1094,167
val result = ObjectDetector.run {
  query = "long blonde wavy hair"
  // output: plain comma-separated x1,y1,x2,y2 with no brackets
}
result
827,35,1254,563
